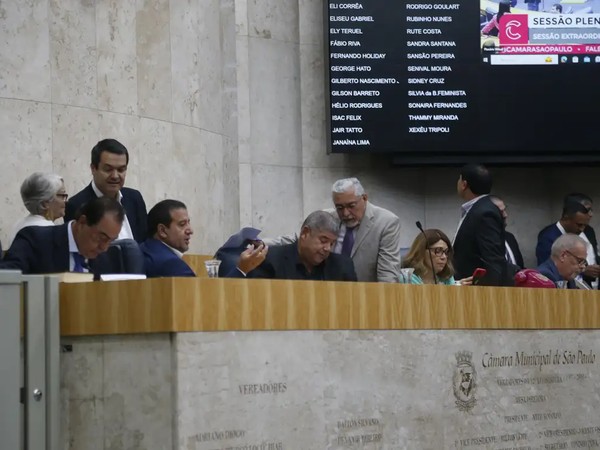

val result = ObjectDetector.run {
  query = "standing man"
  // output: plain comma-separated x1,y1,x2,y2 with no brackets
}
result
1,197,123,274
489,195,524,269
453,164,512,286
65,139,147,242
328,178,401,282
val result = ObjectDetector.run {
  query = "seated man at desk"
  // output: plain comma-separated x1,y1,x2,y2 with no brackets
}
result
0,197,123,274
234,211,357,281
537,234,587,289
141,199,195,277
142,200,266,278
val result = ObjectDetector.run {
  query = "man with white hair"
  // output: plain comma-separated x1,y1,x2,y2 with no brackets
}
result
537,234,588,288
263,178,401,282
327,178,401,282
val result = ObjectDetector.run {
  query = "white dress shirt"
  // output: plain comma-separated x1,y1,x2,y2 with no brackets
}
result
91,180,134,240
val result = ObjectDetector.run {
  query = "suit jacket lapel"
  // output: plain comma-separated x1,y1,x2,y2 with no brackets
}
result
352,202,374,257
120,191,135,228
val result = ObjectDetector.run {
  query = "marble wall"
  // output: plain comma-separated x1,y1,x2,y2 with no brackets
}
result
62,330,600,449
60,334,173,450
1,0,599,267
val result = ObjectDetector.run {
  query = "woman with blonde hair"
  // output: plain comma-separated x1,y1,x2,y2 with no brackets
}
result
401,228,471,285
8,172,68,247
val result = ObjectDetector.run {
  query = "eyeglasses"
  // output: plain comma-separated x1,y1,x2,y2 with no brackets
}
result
56,193,69,201
428,247,450,256
565,250,588,267
334,197,364,212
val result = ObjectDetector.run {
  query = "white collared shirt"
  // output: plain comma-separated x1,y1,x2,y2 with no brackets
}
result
555,221,567,235
67,220,88,272
160,241,184,259
505,241,516,265
91,180,134,240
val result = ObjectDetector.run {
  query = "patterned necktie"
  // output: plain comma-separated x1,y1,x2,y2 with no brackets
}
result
72,252,87,273
341,226,355,257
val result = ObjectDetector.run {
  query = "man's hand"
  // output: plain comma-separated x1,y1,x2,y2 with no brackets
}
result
583,264,600,278
237,243,268,275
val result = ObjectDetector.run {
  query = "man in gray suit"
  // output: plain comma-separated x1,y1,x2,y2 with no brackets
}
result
262,178,401,282
328,178,401,282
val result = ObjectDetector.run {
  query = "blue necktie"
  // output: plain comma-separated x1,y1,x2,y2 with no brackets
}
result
72,252,87,273
341,227,355,257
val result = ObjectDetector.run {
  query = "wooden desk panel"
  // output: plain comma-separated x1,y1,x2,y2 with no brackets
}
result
59,278,600,336
182,254,213,277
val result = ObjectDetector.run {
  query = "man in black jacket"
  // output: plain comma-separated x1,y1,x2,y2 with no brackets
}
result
564,193,600,288
453,164,513,286
490,195,524,269
65,139,147,243
231,211,356,281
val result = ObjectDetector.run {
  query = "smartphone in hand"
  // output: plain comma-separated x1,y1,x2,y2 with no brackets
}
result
472,268,487,285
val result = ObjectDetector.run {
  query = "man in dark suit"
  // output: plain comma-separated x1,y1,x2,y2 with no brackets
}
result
489,195,524,269
141,199,195,277
0,197,124,274
232,211,357,281
453,164,512,286
141,201,267,278
536,200,590,265
564,193,600,288
537,234,587,288
65,139,147,242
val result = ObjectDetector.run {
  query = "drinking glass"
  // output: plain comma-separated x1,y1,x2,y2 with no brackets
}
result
400,268,415,284
204,259,221,278
555,280,568,289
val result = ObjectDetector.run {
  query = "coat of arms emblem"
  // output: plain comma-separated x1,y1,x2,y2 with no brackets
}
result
453,351,477,412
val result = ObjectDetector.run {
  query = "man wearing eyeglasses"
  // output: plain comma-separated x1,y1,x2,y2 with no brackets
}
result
262,178,401,282
329,177,401,282
65,139,147,243
0,197,123,274
537,234,587,289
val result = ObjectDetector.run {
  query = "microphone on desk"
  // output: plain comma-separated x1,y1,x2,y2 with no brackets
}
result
416,221,437,285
